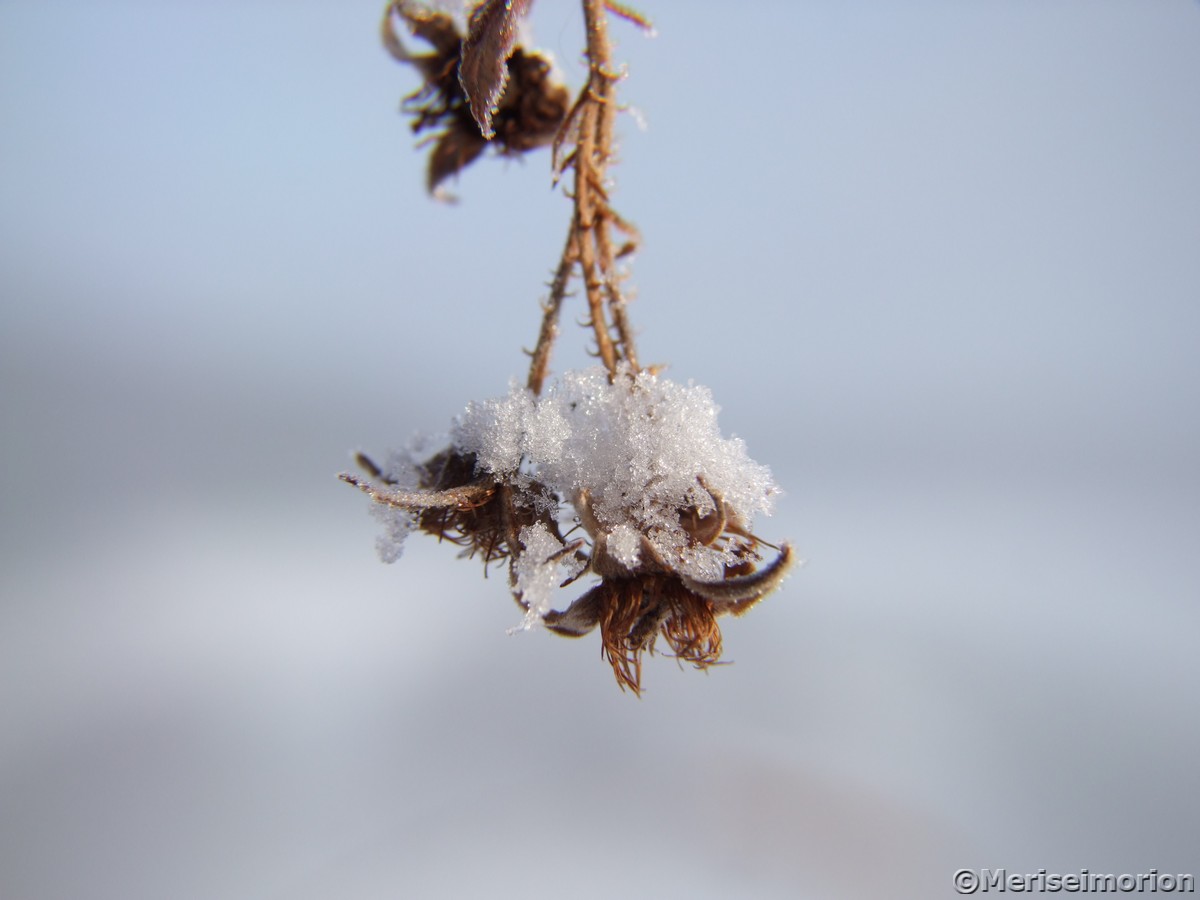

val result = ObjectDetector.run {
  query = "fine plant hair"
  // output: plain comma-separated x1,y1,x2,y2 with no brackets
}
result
344,0,795,695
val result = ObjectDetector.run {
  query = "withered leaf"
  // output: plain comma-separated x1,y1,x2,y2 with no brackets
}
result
459,0,533,140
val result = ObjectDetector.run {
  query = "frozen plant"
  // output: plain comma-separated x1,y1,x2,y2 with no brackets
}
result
344,0,794,694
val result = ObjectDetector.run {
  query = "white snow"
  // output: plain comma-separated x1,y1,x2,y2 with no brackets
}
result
365,365,780,614
457,365,778,582
605,523,643,570
371,504,415,564
510,522,568,632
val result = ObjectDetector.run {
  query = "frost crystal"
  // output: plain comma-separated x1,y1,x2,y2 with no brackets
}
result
511,522,568,631
605,523,642,570
458,384,534,477
371,503,415,563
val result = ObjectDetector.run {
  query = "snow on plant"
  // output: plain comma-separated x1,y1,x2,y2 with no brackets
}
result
343,0,794,694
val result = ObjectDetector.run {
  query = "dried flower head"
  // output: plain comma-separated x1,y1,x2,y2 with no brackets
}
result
382,0,570,197
344,367,794,694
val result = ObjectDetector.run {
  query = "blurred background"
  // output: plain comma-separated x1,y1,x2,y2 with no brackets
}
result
2,1,1198,897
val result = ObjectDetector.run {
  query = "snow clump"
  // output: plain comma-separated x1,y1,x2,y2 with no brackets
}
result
456,366,778,583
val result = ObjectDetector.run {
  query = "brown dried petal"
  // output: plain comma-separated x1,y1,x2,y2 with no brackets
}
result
543,583,604,637
459,0,532,139
427,124,489,197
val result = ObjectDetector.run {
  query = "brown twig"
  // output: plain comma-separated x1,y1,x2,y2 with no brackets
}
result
525,0,640,393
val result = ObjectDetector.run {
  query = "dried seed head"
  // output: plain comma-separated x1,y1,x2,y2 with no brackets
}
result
382,0,569,196
347,366,795,694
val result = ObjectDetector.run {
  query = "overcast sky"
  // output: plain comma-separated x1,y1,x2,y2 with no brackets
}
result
3,2,1199,898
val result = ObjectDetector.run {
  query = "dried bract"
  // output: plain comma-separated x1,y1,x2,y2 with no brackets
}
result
459,0,533,138
382,0,569,197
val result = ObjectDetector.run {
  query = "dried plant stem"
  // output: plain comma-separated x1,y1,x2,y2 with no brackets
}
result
526,0,639,395
526,230,577,395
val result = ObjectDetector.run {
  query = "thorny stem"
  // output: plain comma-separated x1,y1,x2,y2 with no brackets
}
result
525,0,640,395
526,229,577,395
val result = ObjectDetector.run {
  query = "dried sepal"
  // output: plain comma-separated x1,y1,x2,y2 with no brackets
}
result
544,582,604,638
459,0,533,139
682,543,795,612
340,471,495,511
